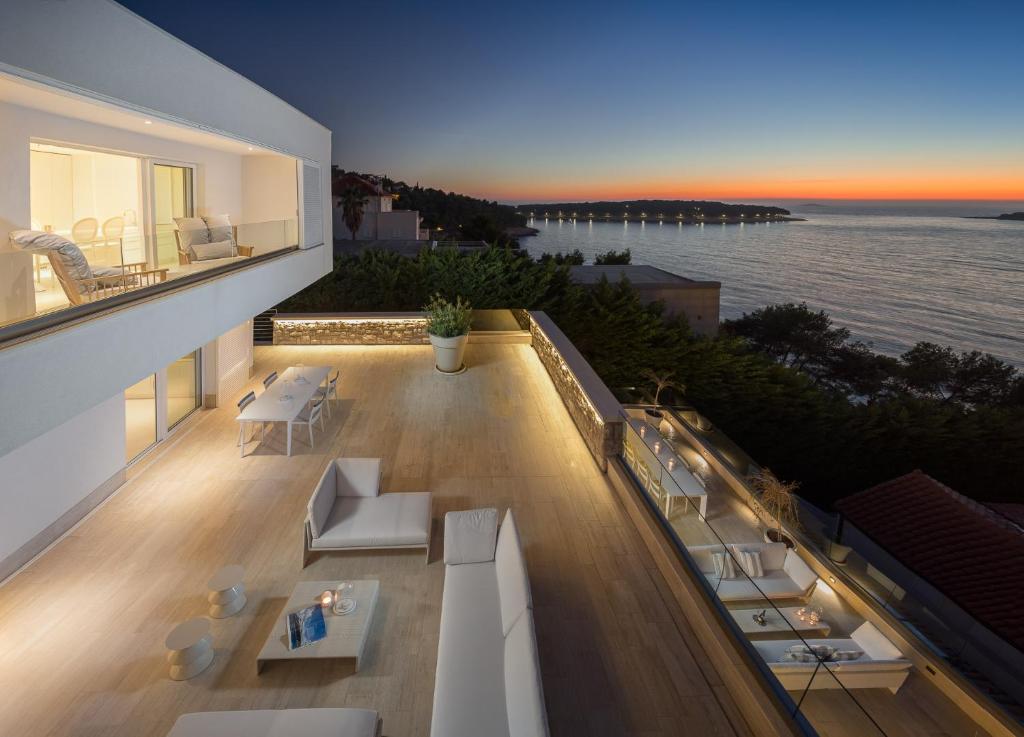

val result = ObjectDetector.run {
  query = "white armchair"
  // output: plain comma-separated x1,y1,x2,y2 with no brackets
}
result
303,458,432,567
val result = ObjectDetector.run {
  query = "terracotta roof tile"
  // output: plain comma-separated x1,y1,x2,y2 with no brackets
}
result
836,470,1024,652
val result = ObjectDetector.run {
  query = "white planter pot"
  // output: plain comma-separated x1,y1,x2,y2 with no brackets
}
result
429,333,468,373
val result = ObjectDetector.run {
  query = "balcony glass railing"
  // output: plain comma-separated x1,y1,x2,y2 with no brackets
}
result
620,406,919,737
0,218,299,340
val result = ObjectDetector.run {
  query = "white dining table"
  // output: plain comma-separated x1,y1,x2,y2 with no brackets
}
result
237,365,330,456
629,418,709,518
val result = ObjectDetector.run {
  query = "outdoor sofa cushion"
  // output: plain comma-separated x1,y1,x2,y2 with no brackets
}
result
431,560,508,737
202,213,234,242
190,239,235,261
443,507,498,565
167,708,379,736
310,493,431,549
495,510,532,635
505,613,549,737
10,230,94,289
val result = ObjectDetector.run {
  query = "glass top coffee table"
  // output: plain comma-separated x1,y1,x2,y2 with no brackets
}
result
257,580,379,674
728,605,831,639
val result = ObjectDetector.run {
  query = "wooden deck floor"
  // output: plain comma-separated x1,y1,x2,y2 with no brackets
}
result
0,343,753,737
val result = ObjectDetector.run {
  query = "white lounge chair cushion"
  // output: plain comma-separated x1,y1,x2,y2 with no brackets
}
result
308,463,339,539
495,510,532,635
190,239,235,261
782,549,817,592
431,561,508,737
173,217,210,254
10,230,95,287
311,493,431,549
167,707,379,736
851,621,904,660
709,570,810,601
504,613,550,737
444,508,498,565
334,458,382,498
202,213,234,243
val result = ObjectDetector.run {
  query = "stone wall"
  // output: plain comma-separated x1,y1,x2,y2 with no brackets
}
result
527,312,623,470
273,313,429,345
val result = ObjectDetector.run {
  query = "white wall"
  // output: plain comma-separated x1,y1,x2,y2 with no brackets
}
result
242,156,298,224
217,320,254,404
0,393,124,567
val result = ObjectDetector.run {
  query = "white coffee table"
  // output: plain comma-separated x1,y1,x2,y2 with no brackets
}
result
729,605,831,639
256,580,379,674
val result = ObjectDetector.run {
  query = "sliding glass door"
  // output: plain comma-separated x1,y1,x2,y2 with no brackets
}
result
153,163,194,268
167,350,201,428
125,374,157,462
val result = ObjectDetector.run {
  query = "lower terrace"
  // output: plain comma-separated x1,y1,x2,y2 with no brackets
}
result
0,341,751,737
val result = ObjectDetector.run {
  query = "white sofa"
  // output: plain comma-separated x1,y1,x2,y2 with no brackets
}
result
687,542,817,601
304,458,432,567
167,708,380,736
431,508,550,737
754,621,912,694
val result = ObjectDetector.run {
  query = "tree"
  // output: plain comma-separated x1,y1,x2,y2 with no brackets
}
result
340,186,369,240
538,250,585,266
726,302,849,375
899,343,1019,406
594,248,631,265
643,369,685,404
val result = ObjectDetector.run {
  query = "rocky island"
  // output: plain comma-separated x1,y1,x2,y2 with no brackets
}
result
964,211,1024,221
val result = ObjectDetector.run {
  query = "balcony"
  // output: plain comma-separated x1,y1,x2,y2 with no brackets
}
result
0,340,757,736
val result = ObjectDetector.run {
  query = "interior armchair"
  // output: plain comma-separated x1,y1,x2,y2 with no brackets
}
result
173,214,254,265
10,230,168,307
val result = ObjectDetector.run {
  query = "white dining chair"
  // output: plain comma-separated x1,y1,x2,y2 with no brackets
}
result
314,370,339,417
293,398,325,449
263,371,278,389
237,391,260,457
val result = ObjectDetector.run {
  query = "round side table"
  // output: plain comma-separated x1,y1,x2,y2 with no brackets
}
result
207,564,246,619
165,617,213,680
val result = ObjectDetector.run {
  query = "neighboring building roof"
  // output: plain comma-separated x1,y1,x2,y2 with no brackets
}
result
568,265,720,288
837,470,1024,652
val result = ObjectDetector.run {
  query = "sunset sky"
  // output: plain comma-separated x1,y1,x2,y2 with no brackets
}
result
122,0,1024,203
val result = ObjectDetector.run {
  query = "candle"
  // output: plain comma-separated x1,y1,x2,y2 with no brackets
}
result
653,441,662,453
667,458,676,471
320,590,334,609
639,425,646,438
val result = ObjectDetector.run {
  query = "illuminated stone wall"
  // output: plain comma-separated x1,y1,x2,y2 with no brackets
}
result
273,314,429,345
527,312,624,470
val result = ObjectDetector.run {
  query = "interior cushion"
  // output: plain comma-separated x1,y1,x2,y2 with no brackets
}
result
203,213,233,242
189,239,235,261
431,562,508,737
504,614,550,737
495,510,532,635
174,216,210,253
444,508,498,565
851,621,904,660
307,462,338,539
167,708,379,737
311,493,431,548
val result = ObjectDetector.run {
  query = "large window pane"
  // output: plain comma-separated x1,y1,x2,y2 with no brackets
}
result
125,374,157,462
154,164,193,267
167,350,200,428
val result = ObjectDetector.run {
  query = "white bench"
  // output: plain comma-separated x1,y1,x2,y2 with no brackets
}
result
431,508,550,737
167,708,381,736
304,458,431,567
754,621,912,694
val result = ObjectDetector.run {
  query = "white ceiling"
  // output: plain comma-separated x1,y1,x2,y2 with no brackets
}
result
0,72,280,157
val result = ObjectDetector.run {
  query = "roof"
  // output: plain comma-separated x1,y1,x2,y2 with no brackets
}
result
837,470,1024,652
568,265,719,288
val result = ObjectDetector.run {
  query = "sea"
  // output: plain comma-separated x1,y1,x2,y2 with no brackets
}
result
521,200,1024,367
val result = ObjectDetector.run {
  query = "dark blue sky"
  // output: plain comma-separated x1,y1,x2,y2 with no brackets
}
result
119,0,1024,202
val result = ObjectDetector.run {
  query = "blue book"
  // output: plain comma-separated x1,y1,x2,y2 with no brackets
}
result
286,604,327,650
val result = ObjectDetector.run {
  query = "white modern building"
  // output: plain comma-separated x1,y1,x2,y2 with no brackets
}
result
0,0,332,580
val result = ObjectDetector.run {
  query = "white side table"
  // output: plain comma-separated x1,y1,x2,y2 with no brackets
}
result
208,564,246,619
165,618,214,680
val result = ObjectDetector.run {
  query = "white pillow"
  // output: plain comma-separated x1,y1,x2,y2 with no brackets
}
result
443,508,498,565
711,552,737,580
173,217,210,251
203,213,233,243
739,550,764,578
189,240,235,261
495,510,533,635
830,650,864,661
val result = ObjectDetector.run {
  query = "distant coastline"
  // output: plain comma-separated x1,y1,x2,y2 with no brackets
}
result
963,212,1024,221
515,198,804,228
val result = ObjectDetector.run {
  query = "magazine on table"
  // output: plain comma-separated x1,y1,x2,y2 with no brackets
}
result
286,604,327,650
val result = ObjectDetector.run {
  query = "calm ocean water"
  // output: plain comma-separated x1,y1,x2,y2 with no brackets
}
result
522,200,1024,366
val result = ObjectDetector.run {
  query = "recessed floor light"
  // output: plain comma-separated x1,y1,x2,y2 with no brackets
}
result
144,120,152,125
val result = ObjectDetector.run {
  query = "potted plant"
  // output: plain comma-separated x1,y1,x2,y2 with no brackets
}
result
748,468,800,548
424,294,472,374
641,369,685,433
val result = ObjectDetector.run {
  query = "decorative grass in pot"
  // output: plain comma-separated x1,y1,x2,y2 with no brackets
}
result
424,294,472,373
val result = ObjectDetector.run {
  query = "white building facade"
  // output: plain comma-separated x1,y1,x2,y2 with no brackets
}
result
0,0,332,580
